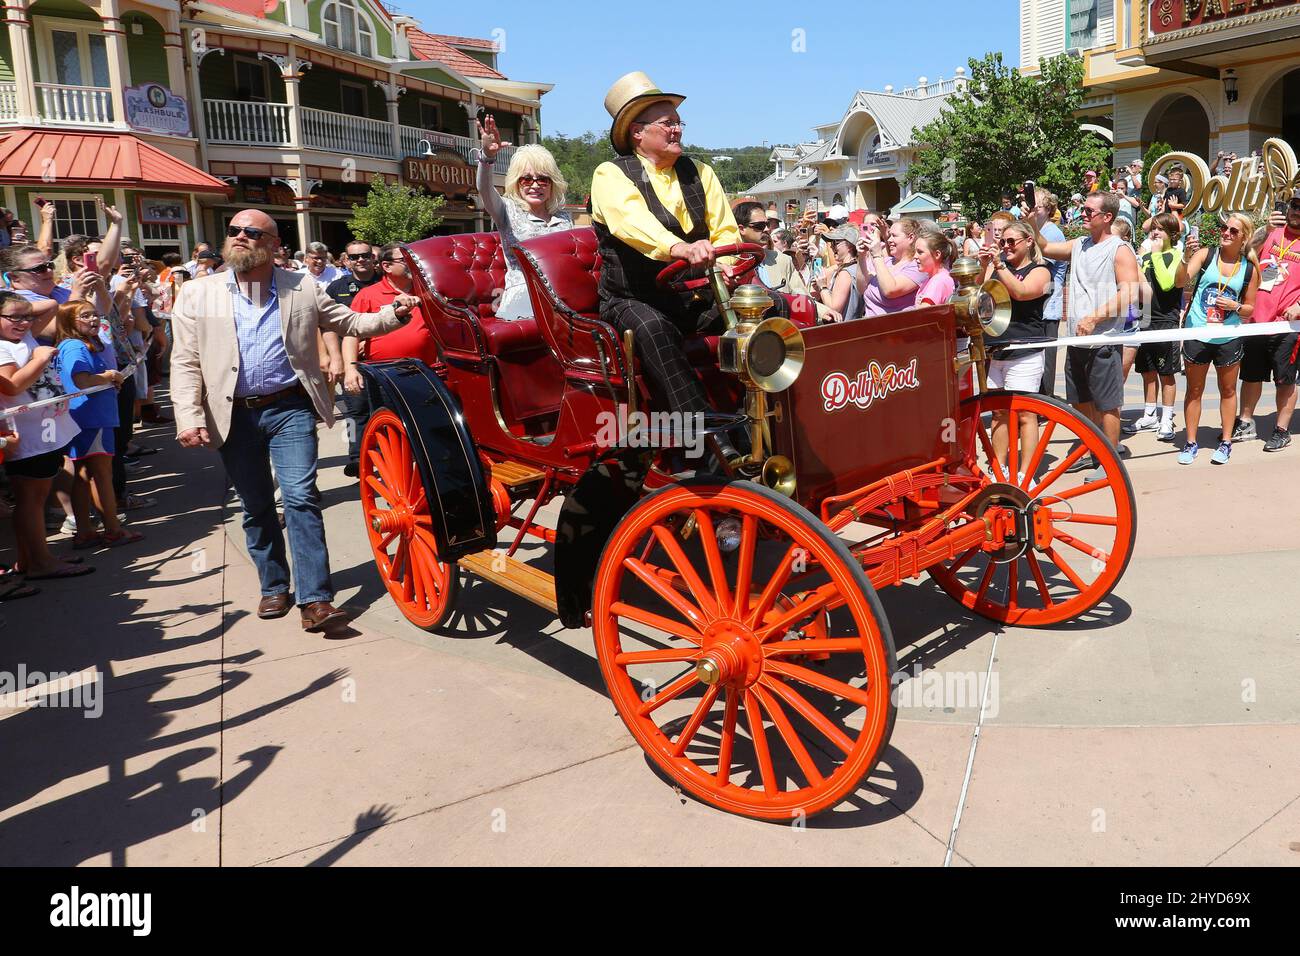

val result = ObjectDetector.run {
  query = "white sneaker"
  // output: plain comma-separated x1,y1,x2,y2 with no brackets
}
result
1127,412,1160,433
1156,420,1176,442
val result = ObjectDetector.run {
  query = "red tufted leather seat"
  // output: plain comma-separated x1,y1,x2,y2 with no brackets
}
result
404,232,551,359
403,231,563,425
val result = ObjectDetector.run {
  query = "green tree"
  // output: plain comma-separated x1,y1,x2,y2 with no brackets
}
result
348,175,444,245
1141,140,1173,208
542,131,616,205
907,53,1112,221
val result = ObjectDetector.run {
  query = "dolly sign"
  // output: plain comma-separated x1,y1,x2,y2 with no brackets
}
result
1148,137,1300,218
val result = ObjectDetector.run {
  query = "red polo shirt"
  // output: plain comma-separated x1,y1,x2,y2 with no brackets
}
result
349,276,440,365
1253,227,1300,324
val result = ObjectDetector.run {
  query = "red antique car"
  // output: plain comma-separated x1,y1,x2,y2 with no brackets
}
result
354,229,1135,821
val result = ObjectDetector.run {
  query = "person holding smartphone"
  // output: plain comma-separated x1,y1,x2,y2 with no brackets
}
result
1237,195,1300,451
1179,212,1259,465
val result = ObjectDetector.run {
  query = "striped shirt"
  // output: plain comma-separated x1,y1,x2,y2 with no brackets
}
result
229,273,297,397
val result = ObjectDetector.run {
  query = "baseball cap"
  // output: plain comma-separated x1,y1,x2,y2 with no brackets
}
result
825,203,849,222
824,224,860,246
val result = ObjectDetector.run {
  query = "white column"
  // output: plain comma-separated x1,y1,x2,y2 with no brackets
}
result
377,77,404,160
6,0,39,124
264,48,307,149
100,0,130,129
162,9,185,96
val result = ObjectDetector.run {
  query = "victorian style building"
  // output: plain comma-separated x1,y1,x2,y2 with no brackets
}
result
1022,0,1300,164
744,70,970,220
0,0,553,255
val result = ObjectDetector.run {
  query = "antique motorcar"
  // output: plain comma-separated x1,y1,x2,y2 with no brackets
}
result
353,229,1135,821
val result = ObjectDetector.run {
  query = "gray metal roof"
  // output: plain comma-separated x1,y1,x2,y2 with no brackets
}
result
839,90,953,150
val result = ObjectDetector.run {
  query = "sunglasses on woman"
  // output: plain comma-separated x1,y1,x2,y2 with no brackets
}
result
999,236,1026,247
518,175,552,187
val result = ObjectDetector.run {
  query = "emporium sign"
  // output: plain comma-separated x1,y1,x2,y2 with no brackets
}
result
401,150,476,197
1149,0,1300,36
1148,138,1300,217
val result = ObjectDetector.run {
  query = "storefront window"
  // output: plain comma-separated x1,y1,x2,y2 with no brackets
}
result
49,197,102,243
323,0,375,58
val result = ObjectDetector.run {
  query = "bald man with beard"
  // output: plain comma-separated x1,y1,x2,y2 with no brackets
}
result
170,210,419,633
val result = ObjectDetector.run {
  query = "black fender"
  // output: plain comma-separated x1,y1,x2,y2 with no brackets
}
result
554,451,648,628
358,359,497,561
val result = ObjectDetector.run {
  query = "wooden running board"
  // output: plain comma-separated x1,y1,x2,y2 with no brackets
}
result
459,549,558,614
491,460,546,488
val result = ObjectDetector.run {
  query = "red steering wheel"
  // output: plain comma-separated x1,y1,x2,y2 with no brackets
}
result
655,242,765,294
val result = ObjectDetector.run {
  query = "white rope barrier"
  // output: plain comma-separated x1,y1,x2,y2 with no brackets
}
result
1001,319,1300,351
0,359,142,448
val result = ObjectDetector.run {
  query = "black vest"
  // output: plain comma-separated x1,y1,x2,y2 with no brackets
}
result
594,155,710,309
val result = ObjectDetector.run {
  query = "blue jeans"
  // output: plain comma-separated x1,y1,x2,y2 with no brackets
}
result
219,395,333,605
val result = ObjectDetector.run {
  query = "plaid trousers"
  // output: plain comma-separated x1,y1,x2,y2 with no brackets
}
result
603,293,793,415
604,296,718,414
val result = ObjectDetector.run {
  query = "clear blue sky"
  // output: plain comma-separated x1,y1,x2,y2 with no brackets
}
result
401,1,1022,147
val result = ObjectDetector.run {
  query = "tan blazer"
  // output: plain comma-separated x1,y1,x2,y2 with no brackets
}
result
169,268,405,447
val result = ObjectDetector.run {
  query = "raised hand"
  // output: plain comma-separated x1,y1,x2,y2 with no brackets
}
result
477,114,510,160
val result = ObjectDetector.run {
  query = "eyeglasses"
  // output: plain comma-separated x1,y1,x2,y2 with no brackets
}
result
635,119,685,132
347,251,375,260
744,220,771,231
11,261,53,274
226,225,272,240
1080,207,1108,219
0,311,33,323
1223,226,1243,236
518,175,552,187
999,236,1026,247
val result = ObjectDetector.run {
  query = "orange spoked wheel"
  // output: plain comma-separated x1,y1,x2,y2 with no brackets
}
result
929,391,1137,626
359,408,460,631
591,480,896,821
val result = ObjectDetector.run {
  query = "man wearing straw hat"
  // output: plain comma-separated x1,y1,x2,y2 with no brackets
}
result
591,71,786,430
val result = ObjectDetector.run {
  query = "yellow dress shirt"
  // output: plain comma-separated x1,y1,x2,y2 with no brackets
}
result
591,153,739,262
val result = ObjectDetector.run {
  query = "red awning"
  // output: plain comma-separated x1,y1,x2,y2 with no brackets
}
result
0,130,231,194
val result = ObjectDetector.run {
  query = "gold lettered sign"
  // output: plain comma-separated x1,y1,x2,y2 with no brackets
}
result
401,150,477,197
1148,137,1300,217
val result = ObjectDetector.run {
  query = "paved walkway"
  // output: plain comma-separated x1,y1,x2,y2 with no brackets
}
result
1,369,1298,866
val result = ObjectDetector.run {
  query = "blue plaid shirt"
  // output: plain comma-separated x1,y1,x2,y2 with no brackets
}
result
230,273,297,398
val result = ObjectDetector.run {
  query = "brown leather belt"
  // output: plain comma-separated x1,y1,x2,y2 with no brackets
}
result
233,382,307,410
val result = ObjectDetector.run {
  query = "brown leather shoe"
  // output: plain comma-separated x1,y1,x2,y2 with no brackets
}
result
257,593,293,619
300,601,350,633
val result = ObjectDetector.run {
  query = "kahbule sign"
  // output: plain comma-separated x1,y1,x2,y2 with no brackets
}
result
401,150,476,197
1150,0,1300,35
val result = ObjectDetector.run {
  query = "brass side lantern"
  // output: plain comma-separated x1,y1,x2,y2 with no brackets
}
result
948,256,1012,393
716,282,804,496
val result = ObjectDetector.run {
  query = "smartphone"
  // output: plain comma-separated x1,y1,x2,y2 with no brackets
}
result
84,251,97,273
1276,200,1290,216
1189,224,1200,243
1023,181,1036,209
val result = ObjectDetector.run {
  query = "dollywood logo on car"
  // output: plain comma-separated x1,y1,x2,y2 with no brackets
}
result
821,359,920,412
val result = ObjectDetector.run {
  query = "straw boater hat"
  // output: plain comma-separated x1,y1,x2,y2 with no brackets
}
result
604,71,685,156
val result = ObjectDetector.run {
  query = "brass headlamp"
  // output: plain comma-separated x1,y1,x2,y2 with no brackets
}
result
947,255,1012,392
715,283,804,496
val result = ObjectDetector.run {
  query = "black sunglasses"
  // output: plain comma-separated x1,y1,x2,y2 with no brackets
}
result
347,251,375,259
226,225,272,240
11,261,53,274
